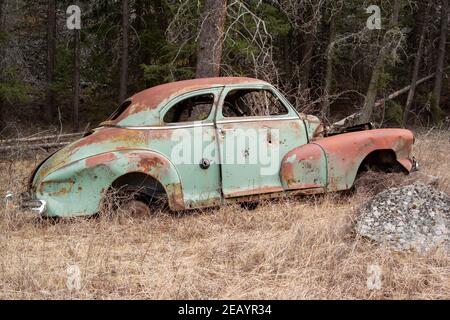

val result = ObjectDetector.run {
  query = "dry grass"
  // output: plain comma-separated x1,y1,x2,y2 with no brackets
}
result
0,130,449,299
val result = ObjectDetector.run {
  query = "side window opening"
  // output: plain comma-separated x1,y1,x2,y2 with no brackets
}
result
222,89,288,117
163,94,214,123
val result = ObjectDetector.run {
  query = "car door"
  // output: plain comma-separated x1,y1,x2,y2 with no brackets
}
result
156,88,223,208
215,85,308,198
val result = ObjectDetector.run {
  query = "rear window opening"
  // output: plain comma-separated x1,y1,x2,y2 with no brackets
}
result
163,94,214,123
109,100,132,121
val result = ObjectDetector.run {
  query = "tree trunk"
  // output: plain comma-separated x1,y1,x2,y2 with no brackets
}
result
301,32,314,91
0,0,4,29
195,0,227,78
135,0,143,32
119,0,129,103
402,2,430,127
282,30,292,79
154,0,168,31
0,0,4,129
46,0,57,123
322,16,336,119
73,28,80,132
359,0,401,123
431,0,448,123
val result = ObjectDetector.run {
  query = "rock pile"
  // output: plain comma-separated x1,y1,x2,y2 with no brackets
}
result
356,182,450,252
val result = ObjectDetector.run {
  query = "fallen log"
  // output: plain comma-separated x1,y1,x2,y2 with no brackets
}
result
328,72,436,133
0,142,70,152
374,73,435,108
0,132,84,144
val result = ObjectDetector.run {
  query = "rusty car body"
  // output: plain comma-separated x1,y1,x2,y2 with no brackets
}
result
22,77,416,217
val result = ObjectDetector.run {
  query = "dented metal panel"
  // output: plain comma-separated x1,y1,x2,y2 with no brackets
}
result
280,143,327,190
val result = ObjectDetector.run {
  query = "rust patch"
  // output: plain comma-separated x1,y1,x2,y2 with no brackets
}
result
280,143,324,186
166,183,184,210
145,129,173,141
138,156,167,175
226,186,284,198
315,129,413,161
316,128,414,191
48,187,70,196
70,127,145,150
85,152,117,168
397,158,413,171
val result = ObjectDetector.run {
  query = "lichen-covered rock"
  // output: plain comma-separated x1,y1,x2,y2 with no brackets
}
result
355,182,450,252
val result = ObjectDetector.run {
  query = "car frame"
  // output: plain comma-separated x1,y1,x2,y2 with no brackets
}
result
21,77,416,217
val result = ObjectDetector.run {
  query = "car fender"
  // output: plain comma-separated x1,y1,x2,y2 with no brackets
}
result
35,149,184,217
314,128,414,191
280,143,327,190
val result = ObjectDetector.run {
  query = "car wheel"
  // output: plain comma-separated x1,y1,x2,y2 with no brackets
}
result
122,199,151,216
101,186,152,217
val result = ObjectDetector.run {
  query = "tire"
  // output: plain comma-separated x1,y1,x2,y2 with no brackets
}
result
101,186,152,217
121,199,151,216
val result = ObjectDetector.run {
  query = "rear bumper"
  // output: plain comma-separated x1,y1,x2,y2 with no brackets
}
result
19,193,47,214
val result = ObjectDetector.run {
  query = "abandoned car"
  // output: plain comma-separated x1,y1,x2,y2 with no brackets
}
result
21,77,417,217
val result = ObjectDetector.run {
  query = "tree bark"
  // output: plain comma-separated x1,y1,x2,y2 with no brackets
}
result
195,0,227,78
154,0,168,31
322,16,336,119
282,30,292,79
359,0,401,123
73,28,80,132
402,2,430,127
119,0,129,103
299,31,314,91
375,73,435,107
46,0,57,123
431,0,448,123
0,0,5,128
0,0,4,29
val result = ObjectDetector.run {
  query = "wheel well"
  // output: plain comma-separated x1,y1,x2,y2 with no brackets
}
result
357,149,405,174
109,172,167,205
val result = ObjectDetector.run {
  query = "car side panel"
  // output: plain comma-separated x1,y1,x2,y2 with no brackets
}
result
280,143,327,190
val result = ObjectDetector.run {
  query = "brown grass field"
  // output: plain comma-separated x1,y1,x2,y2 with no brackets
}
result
0,130,449,299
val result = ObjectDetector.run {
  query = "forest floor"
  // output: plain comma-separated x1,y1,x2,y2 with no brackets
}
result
0,130,449,299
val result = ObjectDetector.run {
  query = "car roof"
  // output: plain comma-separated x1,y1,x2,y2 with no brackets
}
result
113,77,268,123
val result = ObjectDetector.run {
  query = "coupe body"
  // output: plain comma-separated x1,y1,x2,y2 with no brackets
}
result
22,77,416,217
